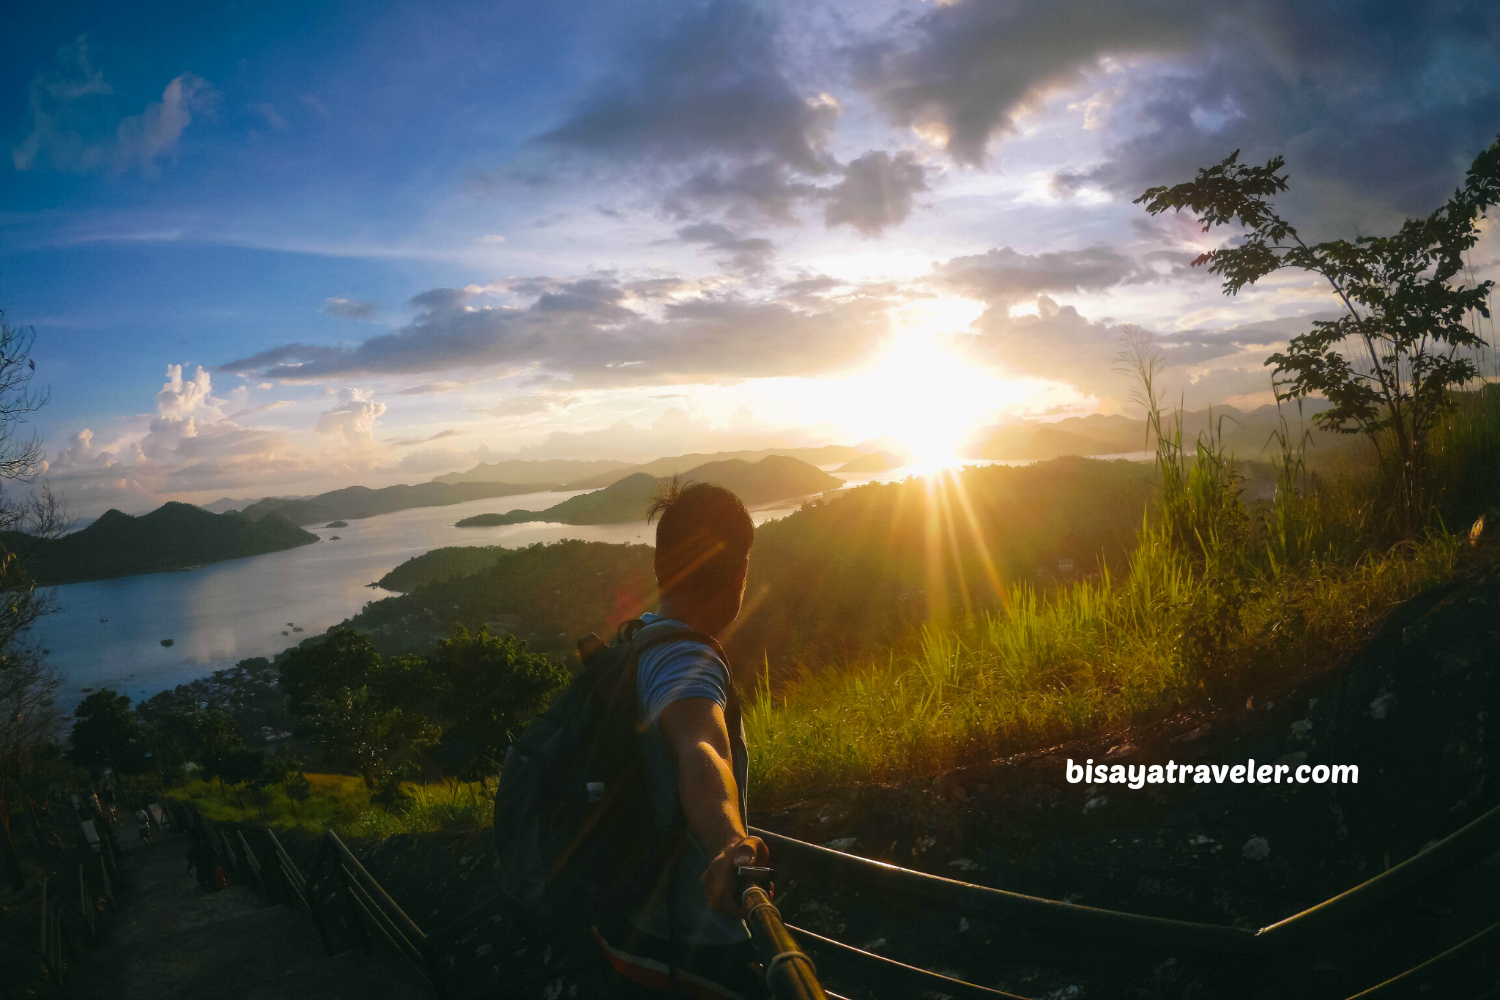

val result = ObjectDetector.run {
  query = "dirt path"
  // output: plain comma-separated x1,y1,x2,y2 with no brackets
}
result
67,828,426,1000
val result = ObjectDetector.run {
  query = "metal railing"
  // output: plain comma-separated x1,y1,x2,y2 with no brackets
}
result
34,876,80,989
750,800,1500,998
302,829,439,992
4,786,126,994
143,790,1500,997
785,922,1020,1000
281,831,834,1000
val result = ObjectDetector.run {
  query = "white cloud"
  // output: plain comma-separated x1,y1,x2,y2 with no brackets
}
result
42,369,397,514
114,73,217,174
314,388,387,450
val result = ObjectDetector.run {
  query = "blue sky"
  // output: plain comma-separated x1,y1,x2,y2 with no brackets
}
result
3,0,1498,514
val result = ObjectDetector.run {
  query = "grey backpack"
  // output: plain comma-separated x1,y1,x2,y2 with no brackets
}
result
492,619,740,918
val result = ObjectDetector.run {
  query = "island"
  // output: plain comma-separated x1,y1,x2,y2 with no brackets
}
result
325,520,348,528
227,480,560,526
3,502,318,585
456,456,842,527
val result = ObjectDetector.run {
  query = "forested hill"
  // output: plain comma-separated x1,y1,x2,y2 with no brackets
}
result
455,456,842,527
230,480,559,525
5,502,317,585
364,456,1156,669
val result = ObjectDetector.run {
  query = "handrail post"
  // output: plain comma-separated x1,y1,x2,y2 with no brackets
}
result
739,874,827,1000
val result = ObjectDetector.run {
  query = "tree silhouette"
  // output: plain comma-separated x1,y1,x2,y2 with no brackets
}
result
68,690,149,776
304,685,439,788
430,626,567,780
1136,137,1499,531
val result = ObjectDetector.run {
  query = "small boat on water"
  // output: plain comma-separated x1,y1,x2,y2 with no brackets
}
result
159,638,175,647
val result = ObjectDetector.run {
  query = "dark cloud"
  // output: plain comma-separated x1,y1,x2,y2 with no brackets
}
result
666,160,824,223
852,1,1198,166
823,150,928,235
674,222,775,273
219,279,891,387
322,296,382,319
1057,3,1500,233
776,275,846,303
854,0,1500,230
932,246,1150,303
538,1,836,179
519,0,933,234
624,278,688,300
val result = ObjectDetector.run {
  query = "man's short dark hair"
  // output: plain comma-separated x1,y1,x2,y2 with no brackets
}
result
647,479,754,594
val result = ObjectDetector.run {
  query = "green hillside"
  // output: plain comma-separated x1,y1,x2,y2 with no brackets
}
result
366,456,1156,667
6,502,318,585
456,472,659,527
352,539,658,658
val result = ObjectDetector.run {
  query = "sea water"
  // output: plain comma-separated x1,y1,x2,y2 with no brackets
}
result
35,488,793,706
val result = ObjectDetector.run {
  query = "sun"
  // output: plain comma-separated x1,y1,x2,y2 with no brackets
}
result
830,323,1013,470
701,296,1079,470
867,335,990,467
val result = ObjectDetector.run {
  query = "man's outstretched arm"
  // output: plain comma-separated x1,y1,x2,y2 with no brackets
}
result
658,696,767,918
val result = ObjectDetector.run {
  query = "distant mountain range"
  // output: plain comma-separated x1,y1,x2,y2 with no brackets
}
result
5,502,317,585
201,447,868,528
974,403,1343,463
228,480,558,525
438,446,863,492
199,495,310,515
432,458,627,487
456,455,843,527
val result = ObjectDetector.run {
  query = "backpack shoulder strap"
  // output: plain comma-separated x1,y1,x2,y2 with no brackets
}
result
628,622,738,706
629,621,726,662
627,619,747,821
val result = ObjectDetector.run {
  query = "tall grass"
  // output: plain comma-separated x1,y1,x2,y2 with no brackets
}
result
745,364,1497,800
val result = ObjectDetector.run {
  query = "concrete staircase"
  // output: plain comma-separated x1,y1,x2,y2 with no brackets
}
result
67,832,428,1000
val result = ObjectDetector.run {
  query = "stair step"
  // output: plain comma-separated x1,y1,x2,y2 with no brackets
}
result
73,903,329,999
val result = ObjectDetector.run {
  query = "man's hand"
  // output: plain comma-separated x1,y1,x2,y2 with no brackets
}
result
702,834,769,918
